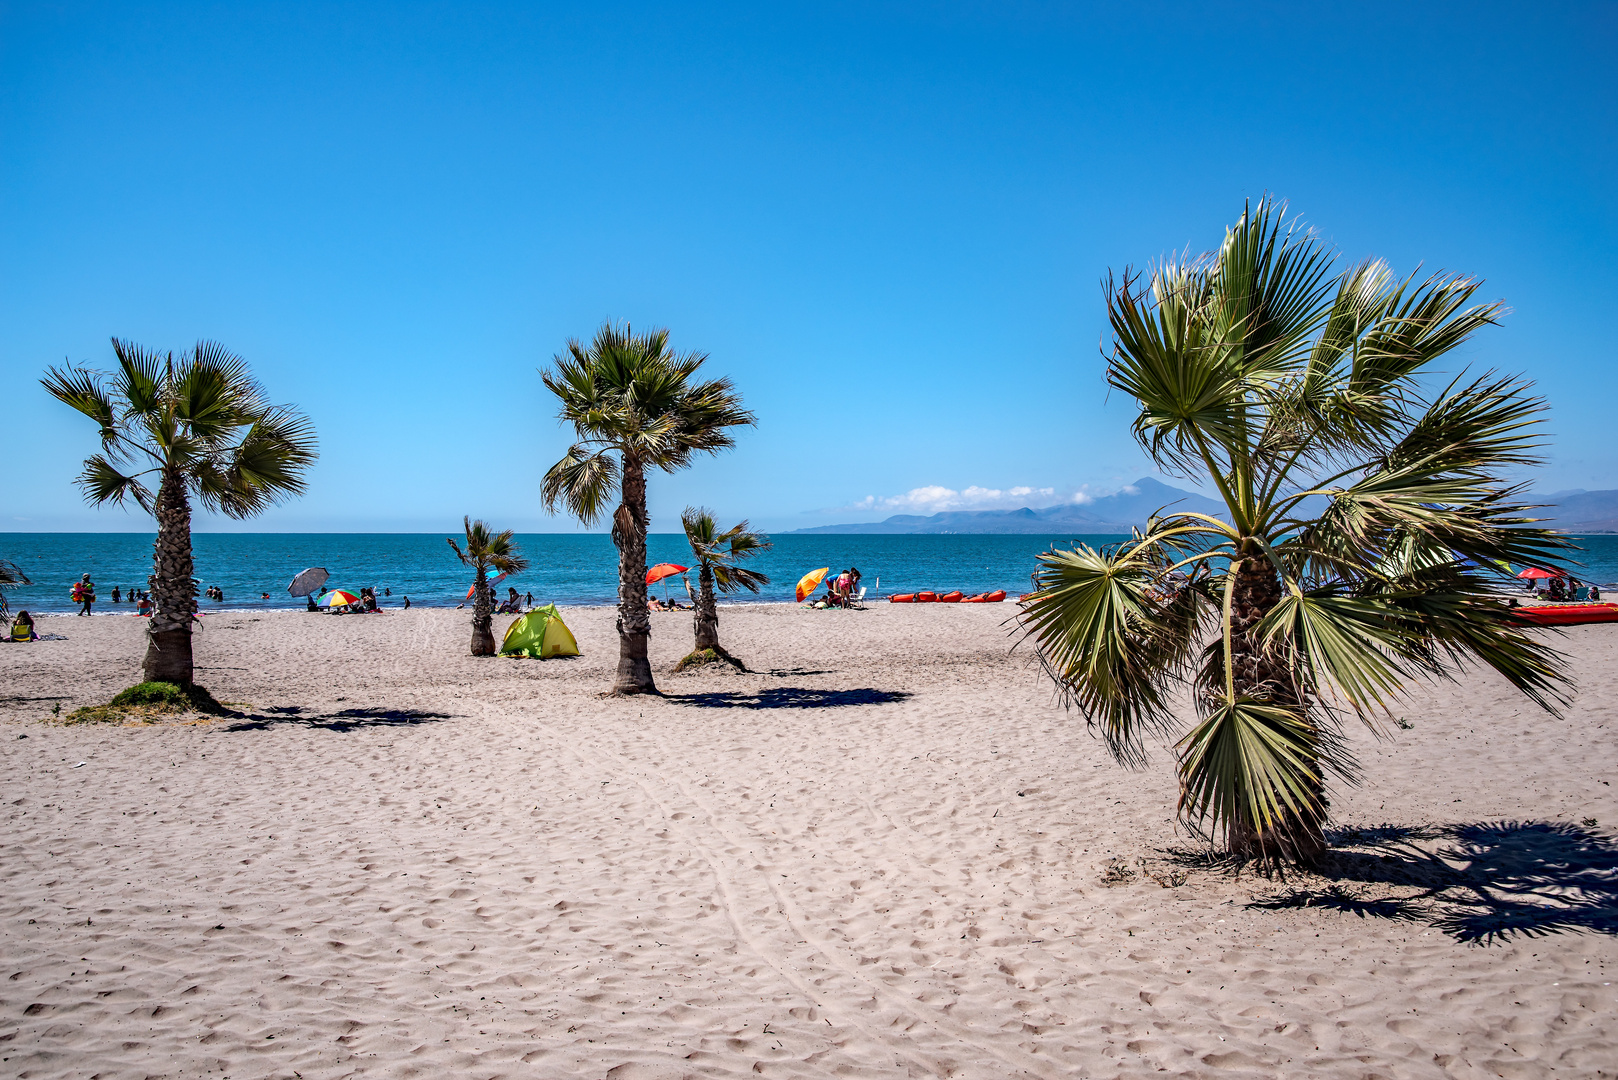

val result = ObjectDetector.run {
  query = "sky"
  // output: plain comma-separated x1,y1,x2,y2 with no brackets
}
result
2,1,1615,533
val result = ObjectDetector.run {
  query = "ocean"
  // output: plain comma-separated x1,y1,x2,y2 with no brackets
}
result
6,532,1618,615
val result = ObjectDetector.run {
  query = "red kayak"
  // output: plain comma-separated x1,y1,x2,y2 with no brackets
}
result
890,593,915,603
984,590,1006,602
1513,603,1618,626
917,591,938,603
938,591,963,603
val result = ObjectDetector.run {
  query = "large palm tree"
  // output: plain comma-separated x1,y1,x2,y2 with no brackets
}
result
447,517,529,656
677,506,770,670
42,339,317,684
541,322,754,695
1020,200,1570,867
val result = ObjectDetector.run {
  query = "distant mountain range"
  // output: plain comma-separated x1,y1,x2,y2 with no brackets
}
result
790,478,1224,534
1532,489,1618,534
790,479,1618,535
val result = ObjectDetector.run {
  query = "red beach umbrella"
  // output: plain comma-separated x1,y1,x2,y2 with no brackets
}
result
646,563,689,604
1517,567,1566,580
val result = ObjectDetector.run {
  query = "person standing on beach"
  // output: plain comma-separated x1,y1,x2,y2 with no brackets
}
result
402,595,410,609
76,573,95,615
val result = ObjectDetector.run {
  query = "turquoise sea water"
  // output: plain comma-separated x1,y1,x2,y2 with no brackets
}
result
6,532,1618,615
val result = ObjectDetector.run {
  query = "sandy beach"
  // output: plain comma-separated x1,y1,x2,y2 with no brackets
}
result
2,604,1615,1079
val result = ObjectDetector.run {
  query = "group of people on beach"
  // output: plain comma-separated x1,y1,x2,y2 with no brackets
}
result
1534,575,1602,602
814,567,863,609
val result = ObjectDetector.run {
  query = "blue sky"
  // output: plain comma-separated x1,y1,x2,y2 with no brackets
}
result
3,1,1614,532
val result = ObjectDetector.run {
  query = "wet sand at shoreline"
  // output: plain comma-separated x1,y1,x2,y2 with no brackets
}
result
2,605,1615,1078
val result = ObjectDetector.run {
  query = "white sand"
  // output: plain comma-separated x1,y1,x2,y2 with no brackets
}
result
2,604,1616,1078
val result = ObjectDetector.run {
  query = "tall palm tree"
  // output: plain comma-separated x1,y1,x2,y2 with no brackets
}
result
447,517,529,656
677,506,771,670
541,322,754,695
1020,200,1570,867
0,559,28,618
42,339,317,684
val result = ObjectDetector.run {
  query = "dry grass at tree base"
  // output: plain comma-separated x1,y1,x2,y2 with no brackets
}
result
672,645,749,673
60,681,227,725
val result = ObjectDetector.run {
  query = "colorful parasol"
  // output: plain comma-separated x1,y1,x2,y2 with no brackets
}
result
1517,567,1566,580
318,589,361,607
796,567,830,603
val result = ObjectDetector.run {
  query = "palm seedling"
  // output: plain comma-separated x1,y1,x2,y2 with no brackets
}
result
676,506,771,671
541,322,754,694
448,517,529,656
42,340,317,683
1020,199,1571,867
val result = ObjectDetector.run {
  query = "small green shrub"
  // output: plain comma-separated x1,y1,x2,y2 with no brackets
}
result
109,681,225,714
61,682,227,724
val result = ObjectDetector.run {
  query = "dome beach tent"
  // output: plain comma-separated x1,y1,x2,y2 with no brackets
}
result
500,603,580,658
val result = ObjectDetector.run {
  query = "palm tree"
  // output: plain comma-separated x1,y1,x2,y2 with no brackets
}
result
541,322,754,695
1020,199,1570,867
0,559,29,618
42,339,317,684
677,506,771,670
447,517,529,656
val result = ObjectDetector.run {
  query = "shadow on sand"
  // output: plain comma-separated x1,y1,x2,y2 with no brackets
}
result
1247,820,1618,943
223,706,455,733
668,687,912,710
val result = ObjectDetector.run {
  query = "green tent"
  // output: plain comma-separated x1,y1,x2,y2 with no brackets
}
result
500,604,580,658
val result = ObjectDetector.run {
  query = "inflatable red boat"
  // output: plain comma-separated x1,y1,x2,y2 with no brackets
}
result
889,589,1006,604
1513,603,1618,627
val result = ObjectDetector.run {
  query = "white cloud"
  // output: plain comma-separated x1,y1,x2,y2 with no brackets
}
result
838,484,1057,515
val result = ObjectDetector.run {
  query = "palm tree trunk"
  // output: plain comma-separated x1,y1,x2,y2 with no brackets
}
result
471,564,495,656
143,467,196,684
693,563,720,651
612,457,657,694
1222,554,1326,864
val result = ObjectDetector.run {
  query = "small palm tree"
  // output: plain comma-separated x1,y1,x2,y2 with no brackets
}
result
43,339,317,683
676,507,771,670
447,517,529,656
541,322,754,694
0,559,29,618
1020,199,1570,867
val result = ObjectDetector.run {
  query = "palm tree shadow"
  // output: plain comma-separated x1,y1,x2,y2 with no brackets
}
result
1248,820,1618,943
667,687,912,709
223,706,455,733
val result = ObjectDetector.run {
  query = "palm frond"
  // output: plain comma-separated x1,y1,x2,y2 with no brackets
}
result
541,446,619,526
77,454,154,512
1176,697,1349,860
1020,538,1209,765
41,365,123,455
0,559,30,618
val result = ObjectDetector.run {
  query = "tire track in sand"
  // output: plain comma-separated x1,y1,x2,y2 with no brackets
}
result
566,724,1068,1080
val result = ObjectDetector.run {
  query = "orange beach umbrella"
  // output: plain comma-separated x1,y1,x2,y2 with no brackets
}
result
646,562,689,604
796,567,830,603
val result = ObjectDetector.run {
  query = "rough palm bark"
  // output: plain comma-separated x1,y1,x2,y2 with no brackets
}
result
470,565,495,656
612,458,656,694
145,467,197,683
692,562,720,651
